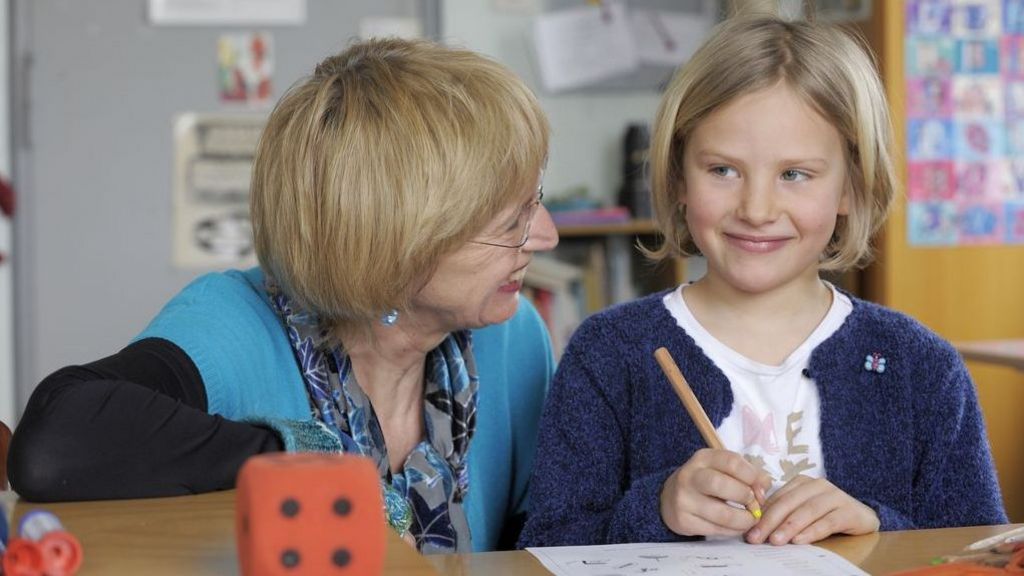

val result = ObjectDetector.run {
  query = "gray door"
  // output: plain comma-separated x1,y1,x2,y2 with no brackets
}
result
1,1,13,425
11,0,438,416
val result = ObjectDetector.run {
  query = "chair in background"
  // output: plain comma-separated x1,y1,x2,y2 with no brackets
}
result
0,420,11,490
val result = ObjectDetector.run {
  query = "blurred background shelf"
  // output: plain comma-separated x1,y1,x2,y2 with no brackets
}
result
555,219,685,290
526,219,687,358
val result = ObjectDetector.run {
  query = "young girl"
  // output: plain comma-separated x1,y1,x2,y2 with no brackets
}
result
519,13,1007,548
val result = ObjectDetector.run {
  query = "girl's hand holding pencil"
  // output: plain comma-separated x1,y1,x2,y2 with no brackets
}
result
654,348,771,538
658,447,772,538
654,347,879,544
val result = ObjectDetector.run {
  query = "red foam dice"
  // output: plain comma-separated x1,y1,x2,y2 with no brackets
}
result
236,453,386,576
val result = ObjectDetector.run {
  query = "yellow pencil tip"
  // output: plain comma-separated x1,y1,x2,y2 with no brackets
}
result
752,508,762,520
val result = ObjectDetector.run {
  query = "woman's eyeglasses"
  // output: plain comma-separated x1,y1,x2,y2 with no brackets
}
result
471,188,544,249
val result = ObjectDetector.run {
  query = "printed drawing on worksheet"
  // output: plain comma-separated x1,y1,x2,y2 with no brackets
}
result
527,540,867,576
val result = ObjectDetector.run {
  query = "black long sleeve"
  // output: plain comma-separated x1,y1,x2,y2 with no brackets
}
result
8,338,284,501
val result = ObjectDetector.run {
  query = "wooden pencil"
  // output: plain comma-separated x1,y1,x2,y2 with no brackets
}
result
653,346,762,519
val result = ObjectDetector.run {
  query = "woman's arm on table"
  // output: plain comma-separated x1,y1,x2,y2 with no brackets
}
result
8,338,283,501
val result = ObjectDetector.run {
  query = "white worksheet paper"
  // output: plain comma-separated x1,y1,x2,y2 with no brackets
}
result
527,540,868,576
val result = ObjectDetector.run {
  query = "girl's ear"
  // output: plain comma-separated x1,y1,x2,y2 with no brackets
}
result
838,178,852,216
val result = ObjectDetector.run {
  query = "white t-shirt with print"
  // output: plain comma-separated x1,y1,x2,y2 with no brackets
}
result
662,283,852,495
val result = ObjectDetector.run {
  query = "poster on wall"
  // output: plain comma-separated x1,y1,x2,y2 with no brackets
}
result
905,0,1024,246
218,32,274,107
172,113,265,268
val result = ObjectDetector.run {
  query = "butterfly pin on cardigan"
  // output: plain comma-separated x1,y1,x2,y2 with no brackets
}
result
864,352,887,374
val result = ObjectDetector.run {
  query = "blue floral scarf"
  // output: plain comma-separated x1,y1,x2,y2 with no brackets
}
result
267,281,479,554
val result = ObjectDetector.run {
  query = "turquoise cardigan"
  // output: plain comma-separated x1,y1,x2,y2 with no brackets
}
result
136,268,554,552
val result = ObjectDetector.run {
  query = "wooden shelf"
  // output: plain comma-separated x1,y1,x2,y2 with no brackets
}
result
548,219,686,304
530,217,686,358
556,219,659,237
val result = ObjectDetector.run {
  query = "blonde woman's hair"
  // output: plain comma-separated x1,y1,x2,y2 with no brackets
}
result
647,12,896,271
251,38,549,333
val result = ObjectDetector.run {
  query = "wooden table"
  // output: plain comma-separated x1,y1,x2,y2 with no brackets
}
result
3,490,1021,575
3,491,436,575
957,339,1024,371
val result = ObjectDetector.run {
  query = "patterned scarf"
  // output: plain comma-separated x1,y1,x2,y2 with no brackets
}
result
267,281,479,553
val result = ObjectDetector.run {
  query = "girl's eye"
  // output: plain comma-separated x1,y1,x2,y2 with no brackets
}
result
781,169,809,182
710,166,737,178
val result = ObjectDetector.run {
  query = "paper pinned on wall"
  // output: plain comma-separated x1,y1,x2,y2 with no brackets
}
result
533,2,638,93
148,0,305,26
629,9,710,67
359,17,423,40
172,113,265,269
527,540,868,576
494,0,538,13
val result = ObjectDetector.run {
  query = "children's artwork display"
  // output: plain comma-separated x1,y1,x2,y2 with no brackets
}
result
905,0,1024,245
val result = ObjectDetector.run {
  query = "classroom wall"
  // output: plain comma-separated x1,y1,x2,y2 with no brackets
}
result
441,2,662,205
865,4,1024,523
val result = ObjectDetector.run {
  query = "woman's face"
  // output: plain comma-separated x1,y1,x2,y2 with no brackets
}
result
410,179,558,332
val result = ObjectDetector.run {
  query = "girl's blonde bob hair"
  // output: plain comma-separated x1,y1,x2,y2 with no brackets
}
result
648,13,896,271
251,38,549,332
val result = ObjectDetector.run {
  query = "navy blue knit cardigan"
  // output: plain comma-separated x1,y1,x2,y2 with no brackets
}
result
519,290,1008,547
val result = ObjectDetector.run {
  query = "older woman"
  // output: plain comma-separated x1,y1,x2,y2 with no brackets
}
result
8,38,557,554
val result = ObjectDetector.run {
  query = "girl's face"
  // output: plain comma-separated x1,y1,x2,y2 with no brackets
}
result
681,82,849,297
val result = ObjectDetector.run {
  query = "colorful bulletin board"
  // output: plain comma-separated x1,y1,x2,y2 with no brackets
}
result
905,0,1024,245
